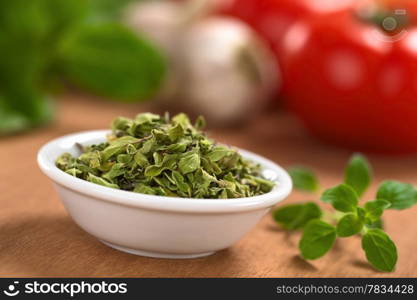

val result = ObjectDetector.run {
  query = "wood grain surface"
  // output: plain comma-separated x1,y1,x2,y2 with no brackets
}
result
1,94,417,277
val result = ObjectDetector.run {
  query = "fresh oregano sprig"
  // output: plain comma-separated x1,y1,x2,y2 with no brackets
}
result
273,154,417,272
56,112,275,199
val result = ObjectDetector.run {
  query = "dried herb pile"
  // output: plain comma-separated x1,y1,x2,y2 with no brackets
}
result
56,113,275,198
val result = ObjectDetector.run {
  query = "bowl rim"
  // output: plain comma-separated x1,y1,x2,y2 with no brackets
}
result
37,130,292,213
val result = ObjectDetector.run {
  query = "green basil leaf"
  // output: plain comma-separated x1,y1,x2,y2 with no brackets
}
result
0,98,31,134
88,0,137,22
376,180,417,210
59,23,165,101
361,229,397,272
0,0,49,84
0,87,54,134
272,202,322,230
41,0,86,39
336,213,363,237
344,153,372,197
299,220,336,260
288,166,319,193
321,184,358,212
0,0,87,134
20,93,54,127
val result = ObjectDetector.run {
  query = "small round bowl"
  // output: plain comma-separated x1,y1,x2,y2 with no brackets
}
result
37,130,292,259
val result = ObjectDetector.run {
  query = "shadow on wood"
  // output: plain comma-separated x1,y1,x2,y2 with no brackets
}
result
0,215,246,277
290,255,318,272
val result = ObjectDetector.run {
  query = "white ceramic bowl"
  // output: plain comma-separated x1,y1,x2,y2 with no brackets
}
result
37,130,292,259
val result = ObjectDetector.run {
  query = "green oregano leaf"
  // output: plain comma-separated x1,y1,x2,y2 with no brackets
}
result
270,153,411,273
336,213,363,237
144,165,165,177
172,113,191,129
194,116,206,130
376,180,417,210
65,168,82,177
364,200,391,222
361,229,397,272
299,220,337,260
87,173,119,189
357,206,366,221
272,202,322,230
206,146,233,162
134,151,149,168
366,218,384,230
321,184,358,212
344,153,372,197
168,123,184,142
55,112,275,198
178,152,200,174
101,136,139,160
288,166,319,193
133,183,156,195
102,162,125,180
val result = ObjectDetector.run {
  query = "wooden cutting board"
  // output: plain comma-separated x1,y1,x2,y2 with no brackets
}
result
1,93,416,277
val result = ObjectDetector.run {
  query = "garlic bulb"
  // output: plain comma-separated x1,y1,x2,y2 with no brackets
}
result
124,0,279,126
177,17,279,125
125,1,183,53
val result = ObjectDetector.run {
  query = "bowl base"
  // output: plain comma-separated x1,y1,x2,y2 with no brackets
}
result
100,240,215,259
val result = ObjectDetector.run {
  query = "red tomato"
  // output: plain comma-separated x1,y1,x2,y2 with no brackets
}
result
384,0,417,24
220,0,307,53
223,0,417,153
219,0,358,99
219,0,357,56
281,4,417,153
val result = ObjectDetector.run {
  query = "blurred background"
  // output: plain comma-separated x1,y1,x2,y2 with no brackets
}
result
1,0,417,277
2,0,417,154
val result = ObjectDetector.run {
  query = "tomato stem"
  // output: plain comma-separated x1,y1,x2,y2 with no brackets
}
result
355,6,409,34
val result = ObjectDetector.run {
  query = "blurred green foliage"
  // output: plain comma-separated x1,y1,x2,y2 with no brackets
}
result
0,0,165,134
60,23,165,100
88,0,138,22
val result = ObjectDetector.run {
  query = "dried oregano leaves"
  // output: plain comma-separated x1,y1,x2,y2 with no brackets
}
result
55,113,275,198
